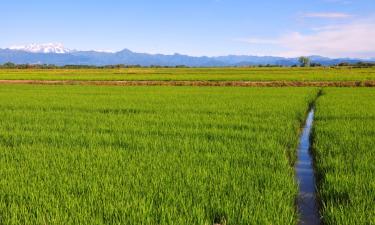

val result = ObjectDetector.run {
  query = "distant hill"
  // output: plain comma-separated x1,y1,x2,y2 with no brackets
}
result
0,45,372,67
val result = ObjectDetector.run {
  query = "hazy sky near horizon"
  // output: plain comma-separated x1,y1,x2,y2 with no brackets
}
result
1,0,375,58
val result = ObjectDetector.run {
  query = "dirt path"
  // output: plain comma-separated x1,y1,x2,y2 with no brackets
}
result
0,80,375,87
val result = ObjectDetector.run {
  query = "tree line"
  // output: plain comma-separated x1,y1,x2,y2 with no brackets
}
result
0,60,374,69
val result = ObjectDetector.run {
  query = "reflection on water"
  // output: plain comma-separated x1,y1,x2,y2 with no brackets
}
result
296,109,320,225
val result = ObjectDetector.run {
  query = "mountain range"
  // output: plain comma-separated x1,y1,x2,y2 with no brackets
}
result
0,43,373,67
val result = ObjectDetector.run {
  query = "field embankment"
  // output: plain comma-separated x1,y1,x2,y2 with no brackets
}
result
1,80,375,87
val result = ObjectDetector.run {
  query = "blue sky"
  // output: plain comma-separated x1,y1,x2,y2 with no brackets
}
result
1,0,375,58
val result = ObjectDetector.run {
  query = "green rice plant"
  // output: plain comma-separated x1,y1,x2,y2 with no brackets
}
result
0,85,318,224
0,67,374,81
313,88,375,224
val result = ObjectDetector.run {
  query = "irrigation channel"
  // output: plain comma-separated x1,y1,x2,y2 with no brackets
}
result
295,108,321,225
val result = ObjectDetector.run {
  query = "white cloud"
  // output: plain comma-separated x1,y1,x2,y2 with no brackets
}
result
233,38,280,45
302,12,352,19
279,21,375,58
237,19,375,58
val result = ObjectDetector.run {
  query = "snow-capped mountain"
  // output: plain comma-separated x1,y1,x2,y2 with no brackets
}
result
9,43,73,54
0,43,373,66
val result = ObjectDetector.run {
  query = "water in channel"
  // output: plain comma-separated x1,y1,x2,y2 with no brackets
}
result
295,109,321,225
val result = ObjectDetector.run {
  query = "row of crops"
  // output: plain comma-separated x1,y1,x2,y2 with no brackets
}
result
0,67,375,81
313,88,375,224
0,85,373,224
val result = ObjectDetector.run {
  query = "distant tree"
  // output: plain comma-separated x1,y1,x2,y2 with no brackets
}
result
298,56,311,67
2,62,16,68
338,62,350,67
114,64,126,69
353,62,375,68
310,62,322,67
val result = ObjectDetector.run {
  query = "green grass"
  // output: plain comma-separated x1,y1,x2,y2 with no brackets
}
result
313,88,375,224
0,85,319,224
0,67,375,81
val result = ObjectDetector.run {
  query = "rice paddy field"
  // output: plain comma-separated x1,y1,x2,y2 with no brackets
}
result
313,88,375,225
0,67,375,81
0,69,374,225
0,85,319,224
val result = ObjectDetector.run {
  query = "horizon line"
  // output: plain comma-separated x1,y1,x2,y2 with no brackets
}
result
1,45,373,60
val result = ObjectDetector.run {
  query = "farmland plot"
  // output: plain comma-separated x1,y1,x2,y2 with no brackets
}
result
313,88,375,224
0,85,318,224
0,67,375,82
